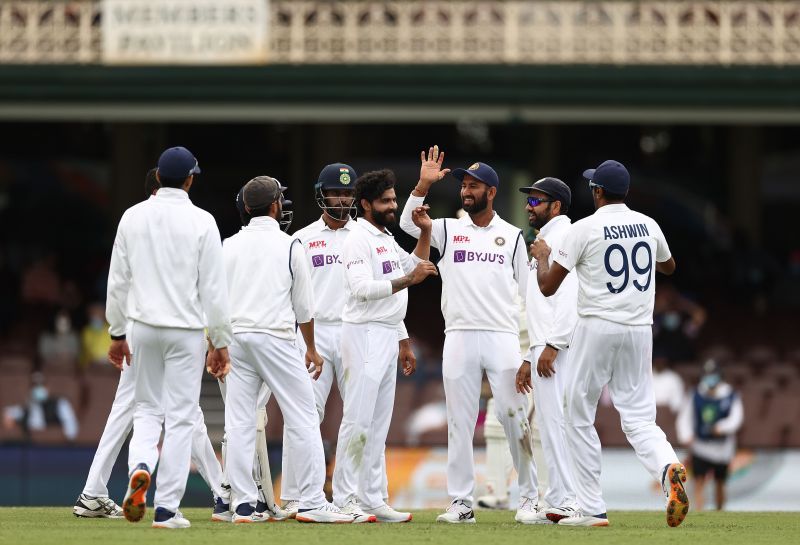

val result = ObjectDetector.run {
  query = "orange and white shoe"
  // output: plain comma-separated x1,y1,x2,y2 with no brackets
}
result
122,463,150,523
663,463,689,527
558,510,610,527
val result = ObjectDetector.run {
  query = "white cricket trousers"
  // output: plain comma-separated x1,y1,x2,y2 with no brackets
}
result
565,317,679,515
126,322,206,512
82,360,226,501
531,345,576,508
443,330,538,504
225,332,326,511
333,322,398,510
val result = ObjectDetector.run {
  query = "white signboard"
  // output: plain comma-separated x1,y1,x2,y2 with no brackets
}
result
102,0,269,65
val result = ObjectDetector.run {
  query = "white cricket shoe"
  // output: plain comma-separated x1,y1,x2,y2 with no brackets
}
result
341,500,378,523
544,504,578,523
476,494,509,510
295,502,355,524
211,496,232,522
282,500,299,519
558,509,609,527
515,496,551,524
73,494,124,518
256,500,290,522
151,508,191,529
436,500,475,524
363,504,413,523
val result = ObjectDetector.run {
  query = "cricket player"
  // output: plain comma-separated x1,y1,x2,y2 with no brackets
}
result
106,146,233,529
75,168,229,520
514,177,579,521
333,169,437,523
399,147,539,524
281,163,408,522
221,176,353,524
531,159,689,527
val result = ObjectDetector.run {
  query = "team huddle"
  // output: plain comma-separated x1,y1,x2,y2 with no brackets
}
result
73,144,690,529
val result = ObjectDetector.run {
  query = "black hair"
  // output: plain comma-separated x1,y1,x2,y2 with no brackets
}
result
556,200,570,215
157,173,188,188
248,205,272,218
354,169,396,214
602,189,627,202
144,168,160,197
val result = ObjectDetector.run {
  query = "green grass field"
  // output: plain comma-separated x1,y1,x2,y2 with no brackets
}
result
1,508,798,545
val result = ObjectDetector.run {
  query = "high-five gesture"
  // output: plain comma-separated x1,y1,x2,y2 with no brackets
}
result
415,145,451,196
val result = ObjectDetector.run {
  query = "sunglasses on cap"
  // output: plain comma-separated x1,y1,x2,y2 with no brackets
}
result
526,196,555,207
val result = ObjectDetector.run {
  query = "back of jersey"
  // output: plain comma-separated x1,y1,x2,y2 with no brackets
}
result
554,203,671,326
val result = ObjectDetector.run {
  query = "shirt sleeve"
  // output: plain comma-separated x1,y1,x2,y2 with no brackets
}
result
344,231,393,301
553,223,584,272
715,393,744,435
197,217,233,349
397,320,409,341
290,240,315,324
398,193,446,250
513,231,529,301
653,221,672,263
105,215,132,338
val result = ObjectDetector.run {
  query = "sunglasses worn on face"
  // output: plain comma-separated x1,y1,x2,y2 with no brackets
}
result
527,197,555,207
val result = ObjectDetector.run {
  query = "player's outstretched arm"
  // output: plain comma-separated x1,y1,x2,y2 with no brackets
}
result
656,256,676,275
411,205,432,260
399,145,449,243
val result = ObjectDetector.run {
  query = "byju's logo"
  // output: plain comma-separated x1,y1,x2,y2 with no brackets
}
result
312,254,341,268
453,250,505,264
382,261,393,274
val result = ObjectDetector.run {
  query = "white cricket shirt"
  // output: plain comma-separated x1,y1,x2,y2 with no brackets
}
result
223,216,314,340
106,188,233,349
341,218,420,326
400,194,528,335
554,203,671,326
524,215,579,361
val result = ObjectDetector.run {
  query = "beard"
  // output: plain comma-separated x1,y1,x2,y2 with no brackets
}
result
372,208,396,227
462,191,488,214
528,206,553,230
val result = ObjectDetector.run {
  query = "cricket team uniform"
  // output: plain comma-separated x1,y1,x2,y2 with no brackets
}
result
524,214,578,510
106,187,233,515
400,195,539,508
333,219,419,511
221,216,329,514
554,203,680,517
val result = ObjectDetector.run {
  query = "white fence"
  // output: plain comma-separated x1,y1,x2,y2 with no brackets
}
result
1,1,799,65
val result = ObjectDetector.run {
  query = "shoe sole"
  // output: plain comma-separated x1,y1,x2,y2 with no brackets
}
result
560,519,610,527
151,523,190,529
122,470,150,523
666,463,690,528
295,515,353,524
436,518,475,524
73,507,122,519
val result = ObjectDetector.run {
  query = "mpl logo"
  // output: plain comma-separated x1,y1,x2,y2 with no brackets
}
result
376,246,388,255
308,240,327,249
453,250,505,264
381,260,400,274
311,254,342,268
453,235,471,244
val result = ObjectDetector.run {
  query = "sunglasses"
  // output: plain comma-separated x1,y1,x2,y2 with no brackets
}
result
526,196,555,207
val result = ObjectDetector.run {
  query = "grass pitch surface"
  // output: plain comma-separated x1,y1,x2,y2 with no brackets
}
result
1,508,798,545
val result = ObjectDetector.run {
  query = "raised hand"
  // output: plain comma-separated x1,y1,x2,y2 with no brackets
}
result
530,239,551,263
418,145,451,189
409,260,438,285
411,204,432,231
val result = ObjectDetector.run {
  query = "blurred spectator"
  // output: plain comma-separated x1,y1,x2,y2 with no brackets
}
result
3,371,78,441
677,360,743,511
653,282,707,361
37,309,80,369
652,351,685,413
406,399,447,446
79,302,110,369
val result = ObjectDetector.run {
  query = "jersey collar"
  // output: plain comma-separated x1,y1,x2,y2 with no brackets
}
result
595,203,630,214
244,216,279,231
356,218,392,237
318,216,353,232
538,214,571,237
460,210,499,229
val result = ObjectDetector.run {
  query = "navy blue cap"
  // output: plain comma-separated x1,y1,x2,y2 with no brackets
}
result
582,160,630,195
451,162,499,188
518,177,572,210
316,163,357,190
157,146,201,179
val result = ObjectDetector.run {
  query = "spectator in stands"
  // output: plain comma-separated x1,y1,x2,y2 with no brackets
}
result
653,282,707,361
37,309,80,369
652,350,685,413
2,371,78,441
79,302,111,369
677,360,743,511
